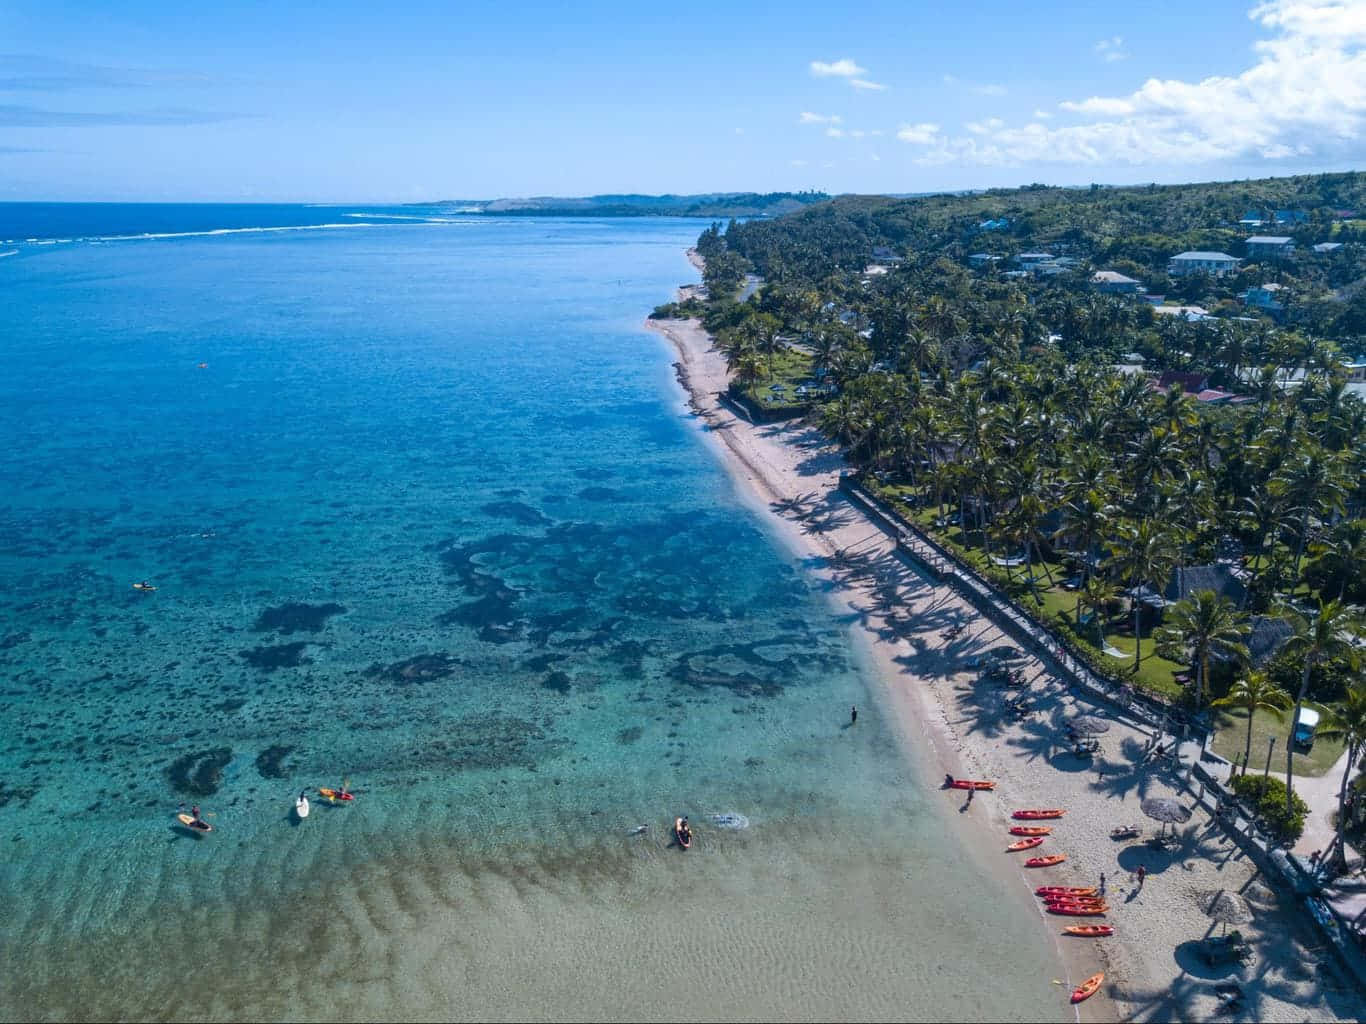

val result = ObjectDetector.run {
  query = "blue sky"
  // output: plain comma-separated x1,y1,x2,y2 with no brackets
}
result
1,0,1363,201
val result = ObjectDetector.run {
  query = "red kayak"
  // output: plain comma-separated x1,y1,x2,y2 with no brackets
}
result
318,788,355,803
1006,837,1045,852
1064,925,1114,937
1036,886,1096,898
1013,809,1065,820
949,780,995,791
1010,826,1052,837
1024,854,1066,867
1048,904,1108,917
1071,973,1104,1004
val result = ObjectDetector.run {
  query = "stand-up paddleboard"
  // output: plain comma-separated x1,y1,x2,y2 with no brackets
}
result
132,582,157,592
176,813,212,833
295,794,310,819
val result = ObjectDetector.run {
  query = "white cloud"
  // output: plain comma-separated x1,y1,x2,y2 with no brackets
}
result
826,127,844,138
974,83,1008,96
942,74,959,86
1033,109,1054,120
850,78,888,91
810,58,866,78
904,1,1366,168
1095,36,1128,62
799,111,841,124
896,122,941,144
869,129,884,136
966,117,1006,134
734,127,744,135
790,158,808,167
849,129,866,138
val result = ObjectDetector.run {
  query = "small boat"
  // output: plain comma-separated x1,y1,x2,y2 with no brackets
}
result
1064,925,1115,937
674,817,691,850
176,813,212,833
1110,825,1141,839
1048,905,1108,917
1006,837,1045,852
949,779,995,791
295,794,310,819
318,787,354,803
1010,826,1052,837
1024,854,1066,867
1071,972,1104,1004
1036,886,1097,898
1013,809,1065,820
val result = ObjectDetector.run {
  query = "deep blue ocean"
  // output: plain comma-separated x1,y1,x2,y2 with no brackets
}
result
0,206,1056,1021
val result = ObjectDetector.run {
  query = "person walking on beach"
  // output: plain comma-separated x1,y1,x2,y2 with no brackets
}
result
1136,865,1147,888
1099,872,1106,898
850,705,857,725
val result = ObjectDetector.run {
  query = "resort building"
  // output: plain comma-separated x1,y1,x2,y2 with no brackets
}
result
1313,242,1343,254
1090,270,1144,295
967,253,1003,269
1245,235,1296,259
1167,251,1240,276
1240,283,1285,316
1017,251,1054,267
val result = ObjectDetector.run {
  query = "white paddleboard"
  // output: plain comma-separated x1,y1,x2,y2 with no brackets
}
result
296,796,310,819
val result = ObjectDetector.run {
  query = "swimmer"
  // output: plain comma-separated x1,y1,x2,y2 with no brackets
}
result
628,824,649,836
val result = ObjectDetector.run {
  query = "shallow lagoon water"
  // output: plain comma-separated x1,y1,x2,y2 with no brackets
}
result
0,213,1059,1021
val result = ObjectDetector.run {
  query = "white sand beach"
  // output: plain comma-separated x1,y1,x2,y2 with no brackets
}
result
647,309,1366,1023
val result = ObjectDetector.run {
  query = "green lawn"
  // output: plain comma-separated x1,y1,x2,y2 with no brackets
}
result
1210,703,1345,778
742,349,817,411
877,488,1186,698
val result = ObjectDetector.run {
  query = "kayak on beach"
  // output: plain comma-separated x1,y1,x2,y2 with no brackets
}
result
1064,925,1115,937
1045,897,1107,908
1048,904,1108,917
1006,837,1045,852
1013,809,1065,819
1024,854,1066,867
948,779,995,790
1010,826,1052,837
1036,886,1096,897
1071,973,1104,1003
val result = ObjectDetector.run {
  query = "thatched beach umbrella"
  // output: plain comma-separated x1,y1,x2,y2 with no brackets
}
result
1205,889,1253,935
1141,796,1193,837
1071,714,1111,736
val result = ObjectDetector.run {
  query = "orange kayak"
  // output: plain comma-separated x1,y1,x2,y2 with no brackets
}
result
1036,886,1096,898
1013,809,1064,820
1064,925,1114,937
1071,972,1104,1004
318,788,355,803
949,780,995,790
1048,904,1108,916
1010,826,1052,837
1024,854,1066,867
1006,837,1045,852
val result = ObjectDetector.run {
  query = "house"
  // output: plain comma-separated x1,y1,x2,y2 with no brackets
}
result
1245,235,1295,259
1345,358,1366,383
1246,616,1294,667
1241,283,1285,315
1017,252,1054,266
967,253,1003,269
1156,370,1210,395
1313,242,1343,253
1238,210,1265,228
1130,564,1247,612
1153,304,1215,322
979,218,1010,231
1274,210,1308,225
870,245,901,263
1167,251,1240,276
1091,270,1144,295
1195,388,1237,404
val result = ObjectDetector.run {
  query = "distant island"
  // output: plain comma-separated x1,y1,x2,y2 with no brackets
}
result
420,191,830,219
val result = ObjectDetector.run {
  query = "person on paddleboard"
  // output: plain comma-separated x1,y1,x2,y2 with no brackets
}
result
190,805,202,823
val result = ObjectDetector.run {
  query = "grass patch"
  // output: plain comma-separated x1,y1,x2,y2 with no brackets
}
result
741,348,817,411
1210,702,1344,778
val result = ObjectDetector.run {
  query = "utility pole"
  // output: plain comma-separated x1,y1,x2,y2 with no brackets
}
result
1264,735,1277,778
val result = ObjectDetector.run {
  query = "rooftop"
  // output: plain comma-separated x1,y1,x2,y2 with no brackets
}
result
1246,235,1293,245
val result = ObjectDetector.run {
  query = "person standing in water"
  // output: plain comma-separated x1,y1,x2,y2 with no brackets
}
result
850,705,858,725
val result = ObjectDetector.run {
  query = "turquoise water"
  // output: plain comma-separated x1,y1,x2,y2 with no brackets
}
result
0,213,1059,1021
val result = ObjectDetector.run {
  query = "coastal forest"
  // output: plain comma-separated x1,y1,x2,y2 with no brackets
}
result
658,172,1366,852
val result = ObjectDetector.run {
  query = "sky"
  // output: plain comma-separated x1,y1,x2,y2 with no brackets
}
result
0,0,1363,202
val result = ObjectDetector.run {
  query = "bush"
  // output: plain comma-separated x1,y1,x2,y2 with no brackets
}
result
1232,772,1309,843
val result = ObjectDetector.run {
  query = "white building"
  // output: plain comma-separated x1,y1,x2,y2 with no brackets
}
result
1167,251,1240,277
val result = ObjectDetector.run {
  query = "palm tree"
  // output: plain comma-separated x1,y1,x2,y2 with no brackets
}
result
1316,686,1366,873
1115,519,1179,673
1210,670,1291,775
1080,576,1118,649
1156,590,1250,709
1281,599,1365,812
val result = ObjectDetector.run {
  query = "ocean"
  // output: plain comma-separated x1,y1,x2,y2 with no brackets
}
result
0,206,1059,1021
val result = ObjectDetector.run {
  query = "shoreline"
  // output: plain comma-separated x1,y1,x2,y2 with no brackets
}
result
646,294,1365,1022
